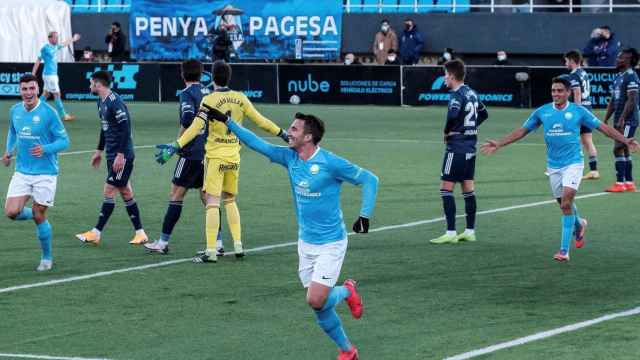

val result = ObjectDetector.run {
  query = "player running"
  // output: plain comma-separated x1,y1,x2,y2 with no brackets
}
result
481,76,638,261
564,50,600,180
3,74,70,271
154,60,289,263
32,31,81,122
207,108,378,360
76,71,148,246
429,59,488,244
603,48,640,192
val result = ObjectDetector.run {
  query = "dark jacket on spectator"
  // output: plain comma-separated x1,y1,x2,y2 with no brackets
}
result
399,26,424,65
105,31,127,61
582,33,619,67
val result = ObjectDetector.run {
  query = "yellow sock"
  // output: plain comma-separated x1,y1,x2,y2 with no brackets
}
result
205,205,220,252
224,199,241,244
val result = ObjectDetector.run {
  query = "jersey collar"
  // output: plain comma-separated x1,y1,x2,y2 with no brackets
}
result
303,146,321,162
22,99,41,113
553,102,570,111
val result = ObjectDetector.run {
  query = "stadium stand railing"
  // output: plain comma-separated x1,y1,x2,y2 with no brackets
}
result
344,0,640,13
65,0,130,13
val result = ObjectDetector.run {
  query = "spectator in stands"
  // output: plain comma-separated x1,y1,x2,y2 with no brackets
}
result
105,22,127,62
437,48,455,65
582,26,619,67
344,53,362,65
399,19,424,65
211,22,233,62
80,47,95,63
385,49,400,65
373,19,398,65
494,50,511,65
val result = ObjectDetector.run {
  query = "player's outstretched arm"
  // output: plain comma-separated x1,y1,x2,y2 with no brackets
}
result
60,34,81,47
31,59,41,76
481,127,529,155
155,106,207,165
597,122,640,151
244,98,289,143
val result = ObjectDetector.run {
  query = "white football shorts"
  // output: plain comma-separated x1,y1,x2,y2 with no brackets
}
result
298,238,348,288
547,163,584,199
6,172,57,207
42,75,60,93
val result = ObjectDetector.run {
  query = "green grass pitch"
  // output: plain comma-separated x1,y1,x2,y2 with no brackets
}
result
1,100,640,360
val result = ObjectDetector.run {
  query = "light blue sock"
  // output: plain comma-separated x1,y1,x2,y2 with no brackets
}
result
322,286,350,311
561,214,575,253
53,97,66,118
314,307,351,352
572,203,581,230
15,207,33,221
36,220,52,261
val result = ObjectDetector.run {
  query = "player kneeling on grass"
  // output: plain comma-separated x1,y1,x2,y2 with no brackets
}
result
2,74,70,271
481,76,639,262
76,71,148,246
206,108,377,360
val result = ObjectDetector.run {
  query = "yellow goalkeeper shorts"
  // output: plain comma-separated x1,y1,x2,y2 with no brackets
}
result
203,158,239,196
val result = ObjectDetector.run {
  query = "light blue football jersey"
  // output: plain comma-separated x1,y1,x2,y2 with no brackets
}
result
226,120,378,245
6,101,69,175
522,102,600,169
38,44,63,76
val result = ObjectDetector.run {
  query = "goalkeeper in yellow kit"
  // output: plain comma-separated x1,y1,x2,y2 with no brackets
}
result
155,61,288,263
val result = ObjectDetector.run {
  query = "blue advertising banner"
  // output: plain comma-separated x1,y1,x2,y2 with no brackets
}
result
130,0,342,61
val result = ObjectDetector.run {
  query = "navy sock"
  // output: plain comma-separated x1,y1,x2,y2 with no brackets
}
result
125,198,143,231
161,201,183,242
588,156,597,171
626,156,633,182
440,189,456,231
462,191,476,230
95,198,115,231
615,157,626,182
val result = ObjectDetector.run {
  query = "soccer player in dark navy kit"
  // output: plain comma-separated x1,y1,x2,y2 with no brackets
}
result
564,50,600,180
430,59,488,244
604,48,640,193
145,60,213,254
76,70,148,245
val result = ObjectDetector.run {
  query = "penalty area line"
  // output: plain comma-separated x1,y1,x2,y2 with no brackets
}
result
0,192,608,296
443,305,640,360
0,353,112,360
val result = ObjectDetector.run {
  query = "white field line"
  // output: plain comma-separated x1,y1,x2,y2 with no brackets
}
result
0,353,111,360
443,306,640,360
0,192,608,296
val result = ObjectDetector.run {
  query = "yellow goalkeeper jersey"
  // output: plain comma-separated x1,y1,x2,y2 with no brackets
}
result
177,88,282,163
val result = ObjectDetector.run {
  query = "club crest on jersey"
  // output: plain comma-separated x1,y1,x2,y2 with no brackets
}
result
564,112,573,120
32,116,40,124
310,164,320,175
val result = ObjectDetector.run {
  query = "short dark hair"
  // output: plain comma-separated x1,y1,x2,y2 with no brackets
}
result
212,60,231,87
381,19,389,24
182,59,203,82
621,47,639,67
112,22,121,28
295,112,325,145
444,59,465,81
600,25,611,31
48,31,57,38
564,49,583,64
19,74,38,84
552,76,571,90
91,70,112,87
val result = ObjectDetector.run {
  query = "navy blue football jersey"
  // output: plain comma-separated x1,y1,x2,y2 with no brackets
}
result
611,68,639,126
444,85,488,153
567,68,592,107
178,83,209,160
97,92,134,160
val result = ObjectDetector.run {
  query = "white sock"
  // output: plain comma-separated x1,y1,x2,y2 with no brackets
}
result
91,228,101,236
446,230,457,236
136,229,146,236
216,239,223,249
465,229,475,235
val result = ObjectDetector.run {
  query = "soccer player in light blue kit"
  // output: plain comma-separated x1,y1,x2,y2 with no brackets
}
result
203,109,377,360
2,74,70,271
482,77,638,261
32,31,81,122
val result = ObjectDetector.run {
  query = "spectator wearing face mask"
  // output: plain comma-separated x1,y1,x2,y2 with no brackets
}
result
80,46,95,62
385,49,400,65
344,53,362,66
399,18,424,65
494,50,511,65
582,26,620,67
373,19,398,65
437,48,455,65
